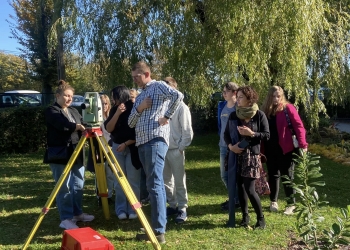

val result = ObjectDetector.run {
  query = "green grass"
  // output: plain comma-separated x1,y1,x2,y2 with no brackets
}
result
0,133,349,249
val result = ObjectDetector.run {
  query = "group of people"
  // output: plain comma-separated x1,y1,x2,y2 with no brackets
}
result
44,60,307,243
219,84,307,229
44,61,193,244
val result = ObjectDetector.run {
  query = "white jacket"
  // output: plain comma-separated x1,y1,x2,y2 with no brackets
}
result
168,101,193,150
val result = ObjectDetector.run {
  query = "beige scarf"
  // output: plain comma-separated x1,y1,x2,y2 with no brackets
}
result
236,103,259,120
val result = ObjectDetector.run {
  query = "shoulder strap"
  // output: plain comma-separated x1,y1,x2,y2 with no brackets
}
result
283,108,295,135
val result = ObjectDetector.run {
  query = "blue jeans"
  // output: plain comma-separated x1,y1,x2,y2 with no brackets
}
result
138,137,168,234
219,146,229,188
112,143,141,216
50,163,85,221
140,167,149,200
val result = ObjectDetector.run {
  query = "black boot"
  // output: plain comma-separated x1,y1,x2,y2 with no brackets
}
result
255,216,266,229
240,213,250,227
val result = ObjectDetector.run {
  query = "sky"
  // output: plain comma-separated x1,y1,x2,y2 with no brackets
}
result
0,1,22,55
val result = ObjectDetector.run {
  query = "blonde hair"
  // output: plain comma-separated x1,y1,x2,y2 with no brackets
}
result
163,77,178,89
129,89,139,101
56,80,74,95
100,94,111,119
261,86,289,118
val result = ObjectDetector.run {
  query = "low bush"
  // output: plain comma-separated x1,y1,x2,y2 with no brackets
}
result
0,106,47,153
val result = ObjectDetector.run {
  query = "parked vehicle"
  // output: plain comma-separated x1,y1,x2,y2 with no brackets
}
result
0,92,41,108
70,95,85,107
5,90,42,102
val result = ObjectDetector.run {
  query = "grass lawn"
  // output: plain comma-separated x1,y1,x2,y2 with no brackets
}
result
0,133,349,249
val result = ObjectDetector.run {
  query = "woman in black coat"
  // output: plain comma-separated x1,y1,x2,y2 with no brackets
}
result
44,80,94,230
224,86,270,229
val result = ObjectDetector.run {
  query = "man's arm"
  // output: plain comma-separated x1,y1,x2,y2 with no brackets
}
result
178,104,194,151
160,82,183,119
128,96,152,128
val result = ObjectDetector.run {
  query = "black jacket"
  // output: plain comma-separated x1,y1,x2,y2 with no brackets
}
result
44,103,83,164
45,102,83,146
104,100,135,144
224,110,270,155
104,100,142,169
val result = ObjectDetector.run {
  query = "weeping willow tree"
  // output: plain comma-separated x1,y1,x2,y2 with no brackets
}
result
60,0,350,130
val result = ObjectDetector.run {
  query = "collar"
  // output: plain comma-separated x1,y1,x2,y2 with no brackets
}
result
143,80,156,89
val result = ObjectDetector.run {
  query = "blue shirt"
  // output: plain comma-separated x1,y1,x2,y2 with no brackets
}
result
128,80,183,146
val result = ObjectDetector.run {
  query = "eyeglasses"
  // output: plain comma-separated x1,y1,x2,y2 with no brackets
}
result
132,73,142,79
103,103,108,105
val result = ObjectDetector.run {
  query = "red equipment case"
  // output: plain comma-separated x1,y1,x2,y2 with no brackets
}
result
61,227,114,250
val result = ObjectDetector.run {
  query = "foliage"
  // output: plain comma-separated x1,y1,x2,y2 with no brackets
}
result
309,137,350,165
0,52,41,92
55,0,350,130
284,151,350,249
64,54,104,93
190,100,217,135
321,205,350,249
0,106,46,153
9,0,58,104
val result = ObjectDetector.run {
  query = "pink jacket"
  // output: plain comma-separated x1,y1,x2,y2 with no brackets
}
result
276,104,308,154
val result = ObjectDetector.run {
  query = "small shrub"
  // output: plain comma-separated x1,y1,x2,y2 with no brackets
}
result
284,151,350,249
0,106,47,153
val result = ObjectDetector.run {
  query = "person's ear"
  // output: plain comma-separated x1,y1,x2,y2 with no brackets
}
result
144,72,150,78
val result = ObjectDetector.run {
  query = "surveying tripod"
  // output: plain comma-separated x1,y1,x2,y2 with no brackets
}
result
23,126,161,250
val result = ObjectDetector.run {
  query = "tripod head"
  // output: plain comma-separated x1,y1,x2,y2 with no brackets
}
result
81,92,103,127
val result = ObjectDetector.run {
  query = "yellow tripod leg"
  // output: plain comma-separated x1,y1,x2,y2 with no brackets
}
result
23,136,87,250
95,134,161,250
89,137,110,220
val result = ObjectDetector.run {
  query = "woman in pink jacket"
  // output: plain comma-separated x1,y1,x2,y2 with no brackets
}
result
261,86,308,215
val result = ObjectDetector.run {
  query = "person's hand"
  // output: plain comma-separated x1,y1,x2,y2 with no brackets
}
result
158,117,169,126
229,142,244,154
138,97,152,112
116,143,127,152
76,124,85,131
300,148,308,155
116,103,126,116
237,126,254,137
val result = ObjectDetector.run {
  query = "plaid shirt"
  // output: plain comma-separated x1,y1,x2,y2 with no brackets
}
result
128,80,183,146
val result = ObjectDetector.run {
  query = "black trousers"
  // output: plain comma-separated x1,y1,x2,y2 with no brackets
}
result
266,147,297,204
237,174,264,219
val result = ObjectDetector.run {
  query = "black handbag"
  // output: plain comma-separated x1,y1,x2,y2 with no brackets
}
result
47,146,69,161
44,144,71,164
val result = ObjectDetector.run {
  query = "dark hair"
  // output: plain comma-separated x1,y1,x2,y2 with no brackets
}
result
132,61,151,74
111,86,130,103
237,86,259,104
223,82,239,91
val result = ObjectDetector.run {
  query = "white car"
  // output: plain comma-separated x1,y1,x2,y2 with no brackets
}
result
1,90,42,108
5,90,42,102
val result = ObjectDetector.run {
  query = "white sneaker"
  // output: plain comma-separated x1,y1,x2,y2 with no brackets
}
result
118,212,127,220
270,202,279,212
72,213,95,222
284,205,296,215
59,219,79,230
129,213,138,220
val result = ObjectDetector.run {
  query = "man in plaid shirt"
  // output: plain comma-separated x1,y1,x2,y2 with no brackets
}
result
128,61,183,243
